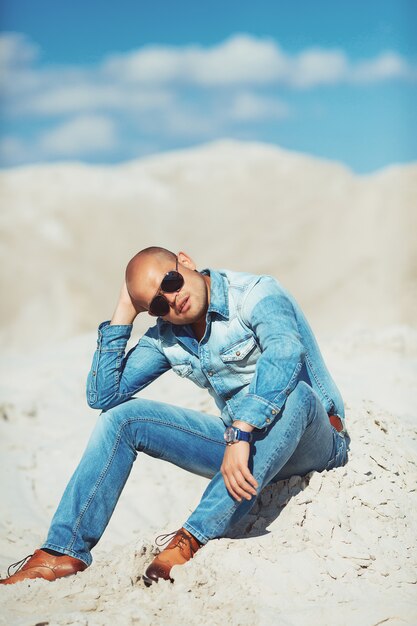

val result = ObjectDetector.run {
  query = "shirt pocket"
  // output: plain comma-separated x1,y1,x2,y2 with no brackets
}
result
220,334,259,383
171,362,193,378
171,361,208,389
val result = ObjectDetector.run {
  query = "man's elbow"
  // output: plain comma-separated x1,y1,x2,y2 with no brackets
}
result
86,391,119,411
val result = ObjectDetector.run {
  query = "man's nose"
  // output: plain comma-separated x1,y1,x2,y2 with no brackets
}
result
164,292,178,308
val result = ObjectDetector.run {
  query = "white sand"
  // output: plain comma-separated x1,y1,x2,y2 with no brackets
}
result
0,141,416,625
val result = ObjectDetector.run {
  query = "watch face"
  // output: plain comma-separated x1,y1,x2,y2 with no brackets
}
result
224,427,236,443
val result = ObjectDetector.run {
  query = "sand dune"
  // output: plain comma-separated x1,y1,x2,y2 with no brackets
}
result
0,141,416,624
1,140,416,349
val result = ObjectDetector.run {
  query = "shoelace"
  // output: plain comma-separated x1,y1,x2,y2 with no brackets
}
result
7,554,33,577
155,529,199,556
155,530,177,547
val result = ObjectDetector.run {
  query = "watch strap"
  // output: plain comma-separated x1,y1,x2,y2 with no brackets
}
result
224,426,253,444
236,428,252,443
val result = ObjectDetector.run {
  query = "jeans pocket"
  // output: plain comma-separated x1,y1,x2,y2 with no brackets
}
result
325,430,348,471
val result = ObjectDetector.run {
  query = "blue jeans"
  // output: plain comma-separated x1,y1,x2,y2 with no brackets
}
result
43,381,349,566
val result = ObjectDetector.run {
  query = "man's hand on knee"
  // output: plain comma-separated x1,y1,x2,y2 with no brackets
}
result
220,442,258,502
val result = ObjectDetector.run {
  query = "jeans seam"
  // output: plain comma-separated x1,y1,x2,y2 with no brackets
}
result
254,384,312,489
305,353,332,406
122,416,226,446
66,423,127,552
183,522,209,545
66,414,225,552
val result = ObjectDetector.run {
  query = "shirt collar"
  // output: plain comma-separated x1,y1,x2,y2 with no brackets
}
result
201,268,229,320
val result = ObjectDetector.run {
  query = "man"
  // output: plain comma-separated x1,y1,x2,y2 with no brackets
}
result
1,247,349,586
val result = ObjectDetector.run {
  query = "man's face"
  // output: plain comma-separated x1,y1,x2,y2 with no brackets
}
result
126,252,210,325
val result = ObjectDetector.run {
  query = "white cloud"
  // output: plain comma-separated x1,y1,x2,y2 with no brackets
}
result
38,115,118,156
351,51,410,83
0,115,119,165
227,92,290,121
190,35,288,85
104,46,183,84
290,48,349,88
0,32,39,69
104,35,287,86
1,31,414,123
13,83,175,116
0,31,415,166
0,32,43,97
102,34,414,89
141,91,290,139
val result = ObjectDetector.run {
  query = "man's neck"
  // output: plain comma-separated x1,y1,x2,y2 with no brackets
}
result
191,275,211,342
191,319,206,342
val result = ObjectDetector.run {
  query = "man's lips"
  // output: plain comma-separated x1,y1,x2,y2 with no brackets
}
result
176,295,190,314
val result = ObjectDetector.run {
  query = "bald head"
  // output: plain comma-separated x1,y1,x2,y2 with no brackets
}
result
126,247,176,285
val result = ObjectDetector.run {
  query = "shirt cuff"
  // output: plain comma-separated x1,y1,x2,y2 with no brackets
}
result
97,320,133,349
236,392,289,429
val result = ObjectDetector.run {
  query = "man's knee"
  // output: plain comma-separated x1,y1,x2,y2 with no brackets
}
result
287,380,314,410
98,397,163,439
101,397,153,423
283,380,324,431
96,400,142,443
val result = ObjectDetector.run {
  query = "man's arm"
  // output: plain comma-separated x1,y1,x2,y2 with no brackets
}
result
220,276,305,502
236,276,305,429
86,280,170,410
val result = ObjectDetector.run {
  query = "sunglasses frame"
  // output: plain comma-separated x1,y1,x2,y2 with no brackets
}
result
148,256,184,317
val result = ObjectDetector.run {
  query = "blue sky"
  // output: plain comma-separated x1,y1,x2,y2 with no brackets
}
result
1,0,416,172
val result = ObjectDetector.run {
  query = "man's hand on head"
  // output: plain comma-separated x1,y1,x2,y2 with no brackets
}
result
120,279,147,312
110,279,146,325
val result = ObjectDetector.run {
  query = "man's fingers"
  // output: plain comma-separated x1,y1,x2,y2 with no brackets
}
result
241,466,258,492
223,468,246,501
223,474,242,501
230,471,254,500
232,467,257,497
228,474,248,501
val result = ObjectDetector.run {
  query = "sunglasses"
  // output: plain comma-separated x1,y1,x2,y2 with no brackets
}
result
149,256,185,316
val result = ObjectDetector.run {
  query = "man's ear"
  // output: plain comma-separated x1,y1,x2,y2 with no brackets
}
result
177,250,196,271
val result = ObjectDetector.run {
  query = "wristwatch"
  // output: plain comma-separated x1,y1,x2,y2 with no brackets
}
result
224,426,253,445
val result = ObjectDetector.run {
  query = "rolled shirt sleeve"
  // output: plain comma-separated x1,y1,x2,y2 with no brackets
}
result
86,321,170,410
236,277,305,429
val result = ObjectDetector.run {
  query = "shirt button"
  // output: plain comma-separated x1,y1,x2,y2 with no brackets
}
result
208,371,213,377
266,418,271,424
236,351,241,356
92,371,96,376
271,409,277,415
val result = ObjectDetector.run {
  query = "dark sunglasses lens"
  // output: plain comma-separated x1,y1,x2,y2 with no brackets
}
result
160,271,184,293
149,295,170,317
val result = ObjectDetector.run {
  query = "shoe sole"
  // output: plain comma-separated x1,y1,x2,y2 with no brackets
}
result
142,573,174,587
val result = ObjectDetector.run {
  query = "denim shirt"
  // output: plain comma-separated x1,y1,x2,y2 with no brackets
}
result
86,269,345,430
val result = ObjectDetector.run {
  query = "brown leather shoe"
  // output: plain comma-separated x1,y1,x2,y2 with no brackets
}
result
0,549,87,585
143,527,202,586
